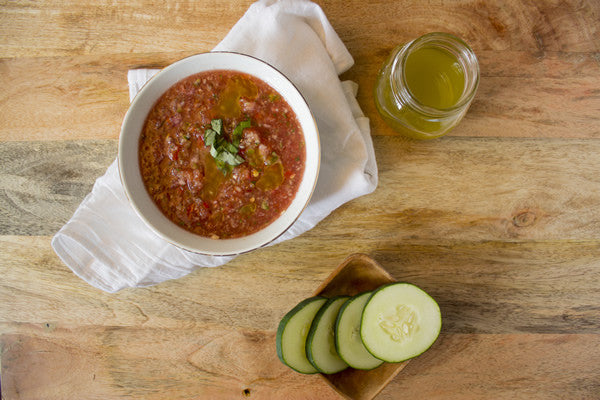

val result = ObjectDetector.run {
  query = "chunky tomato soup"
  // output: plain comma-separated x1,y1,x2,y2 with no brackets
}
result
139,70,306,239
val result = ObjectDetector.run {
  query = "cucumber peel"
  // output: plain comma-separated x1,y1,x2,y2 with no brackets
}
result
275,282,442,374
306,296,350,374
276,296,327,374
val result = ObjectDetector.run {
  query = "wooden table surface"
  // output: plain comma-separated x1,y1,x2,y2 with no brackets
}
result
1,1,599,399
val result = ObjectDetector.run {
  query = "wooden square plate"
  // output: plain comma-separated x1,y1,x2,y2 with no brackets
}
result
312,253,409,400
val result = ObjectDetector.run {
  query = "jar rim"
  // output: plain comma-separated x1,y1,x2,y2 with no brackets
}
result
391,32,480,116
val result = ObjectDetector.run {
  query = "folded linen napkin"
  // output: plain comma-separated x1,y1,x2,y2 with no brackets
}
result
52,0,378,293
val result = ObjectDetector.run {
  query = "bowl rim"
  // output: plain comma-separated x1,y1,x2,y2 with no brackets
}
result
118,51,320,256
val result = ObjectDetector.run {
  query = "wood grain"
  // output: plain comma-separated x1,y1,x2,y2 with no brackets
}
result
3,136,600,240
336,0,600,139
1,1,599,140
2,326,598,399
0,54,186,142
0,323,340,400
378,333,600,400
2,50,598,141
2,1,598,58
1,0,600,398
0,0,251,58
1,236,598,335
0,141,116,235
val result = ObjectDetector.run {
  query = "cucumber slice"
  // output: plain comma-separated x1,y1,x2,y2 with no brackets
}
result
306,296,350,374
276,296,327,374
360,283,441,363
335,291,384,370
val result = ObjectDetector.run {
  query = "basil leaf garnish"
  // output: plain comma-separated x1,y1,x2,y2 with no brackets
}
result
204,118,251,174
210,119,222,133
204,129,217,147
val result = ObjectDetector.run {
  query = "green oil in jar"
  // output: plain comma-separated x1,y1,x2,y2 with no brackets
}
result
374,32,479,139
404,46,465,110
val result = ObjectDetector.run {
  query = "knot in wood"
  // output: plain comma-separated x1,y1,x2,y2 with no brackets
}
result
512,211,536,227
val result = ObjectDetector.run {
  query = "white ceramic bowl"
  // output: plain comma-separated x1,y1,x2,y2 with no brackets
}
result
118,52,320,256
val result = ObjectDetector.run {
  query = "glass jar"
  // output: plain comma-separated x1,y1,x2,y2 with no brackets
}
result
374,32,479,139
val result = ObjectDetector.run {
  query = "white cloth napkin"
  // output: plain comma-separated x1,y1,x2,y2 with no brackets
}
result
52,0,378,293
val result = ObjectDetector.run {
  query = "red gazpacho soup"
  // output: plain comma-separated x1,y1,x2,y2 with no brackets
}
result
139,70,306,239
